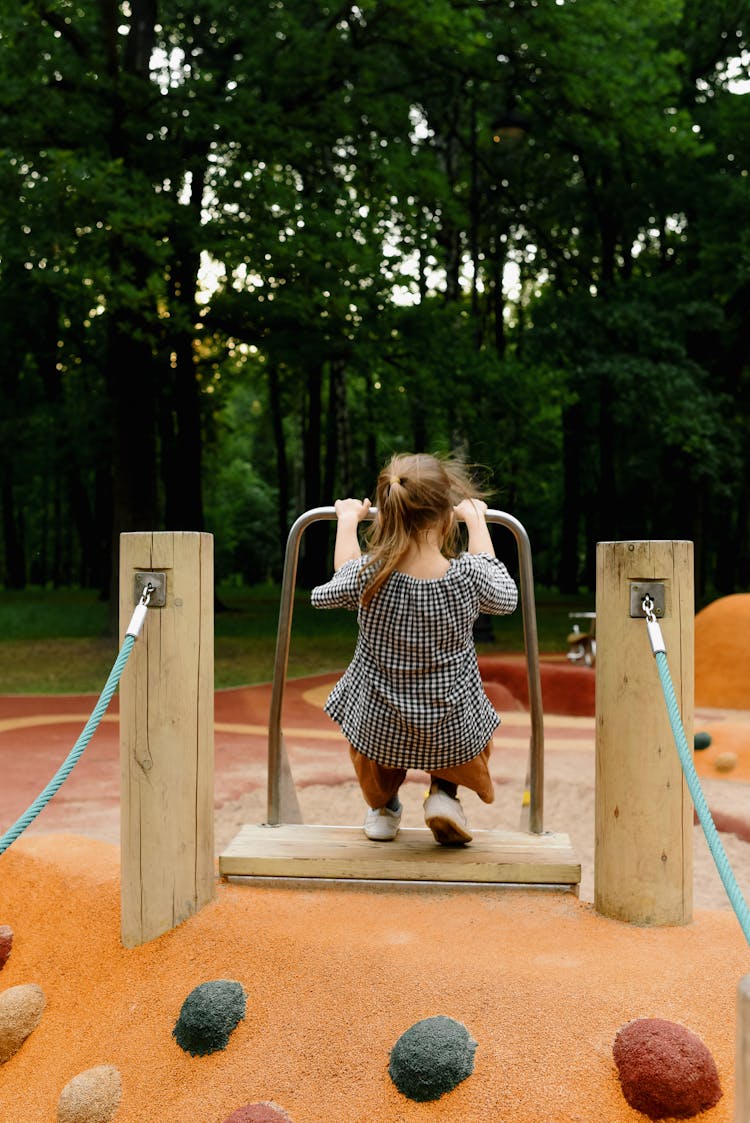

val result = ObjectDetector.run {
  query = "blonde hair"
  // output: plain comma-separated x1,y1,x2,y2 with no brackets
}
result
359,452,489,606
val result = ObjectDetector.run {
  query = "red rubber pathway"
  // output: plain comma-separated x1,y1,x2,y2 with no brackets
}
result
0,657,598,846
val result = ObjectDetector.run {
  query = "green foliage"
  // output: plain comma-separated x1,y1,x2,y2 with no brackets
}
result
203,378,282,583
1,0,750,596
206,458,279,583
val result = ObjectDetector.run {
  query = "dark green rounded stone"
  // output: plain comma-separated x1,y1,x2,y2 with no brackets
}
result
173,979,247,1057
388,1015,477,1102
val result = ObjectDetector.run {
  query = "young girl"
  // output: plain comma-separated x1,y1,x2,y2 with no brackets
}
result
311,453,518,845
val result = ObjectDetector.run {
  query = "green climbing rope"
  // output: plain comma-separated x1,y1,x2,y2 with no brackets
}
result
0,635,136,856
0,584,154,857
645,598,750,946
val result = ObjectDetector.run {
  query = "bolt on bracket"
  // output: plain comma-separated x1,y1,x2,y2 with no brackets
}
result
133,571,167,607
629,580,665,618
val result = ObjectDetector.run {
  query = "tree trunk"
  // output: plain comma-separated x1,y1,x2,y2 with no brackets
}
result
713,496,737,596
363,370,378,485
106,321,160,612
162,163,207,533
103,0,160,618
559,400,583,593
162,298,204,533
737,466,750,590
0,458,25,588
411,412,428,452
492,234,506,358
94,460,112,599
268,363,291,568
66,464,98,588
298,362,328,588
324,358,350,499
597,372,617,541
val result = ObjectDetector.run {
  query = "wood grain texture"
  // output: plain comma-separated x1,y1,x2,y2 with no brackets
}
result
219,823,581,885
119,532,215,947
737,974,750,1122
594,540,694,925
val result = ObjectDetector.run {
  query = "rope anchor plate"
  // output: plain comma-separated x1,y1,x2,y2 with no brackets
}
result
133,571,167,607
629,581,665,618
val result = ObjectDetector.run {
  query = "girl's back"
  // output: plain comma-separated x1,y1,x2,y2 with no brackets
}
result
310,451,518,845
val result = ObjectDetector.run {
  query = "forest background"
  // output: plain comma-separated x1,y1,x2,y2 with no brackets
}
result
1,0,749,611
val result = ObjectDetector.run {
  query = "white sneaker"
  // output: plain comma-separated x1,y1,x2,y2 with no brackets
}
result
364,804,402,841
423,788,472,845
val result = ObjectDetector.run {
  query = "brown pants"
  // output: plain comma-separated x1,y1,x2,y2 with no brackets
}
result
349,743,494,809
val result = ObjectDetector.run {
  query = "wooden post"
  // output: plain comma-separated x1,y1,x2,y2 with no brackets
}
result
594,540,693,925
737,975,750,1122
119,532,215,948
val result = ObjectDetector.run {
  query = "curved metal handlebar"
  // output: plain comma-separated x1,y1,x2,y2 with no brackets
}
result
267,507,545,834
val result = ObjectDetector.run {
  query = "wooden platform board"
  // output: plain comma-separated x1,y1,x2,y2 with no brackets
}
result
219,824,581,887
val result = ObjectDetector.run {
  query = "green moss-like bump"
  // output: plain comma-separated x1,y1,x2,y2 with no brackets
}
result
173,979,246,1057
388,1015,477,1102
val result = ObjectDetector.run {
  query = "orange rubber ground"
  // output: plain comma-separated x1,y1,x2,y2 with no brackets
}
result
1,597,749,1121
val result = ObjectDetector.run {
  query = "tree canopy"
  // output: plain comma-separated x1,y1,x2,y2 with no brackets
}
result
1,0,749,599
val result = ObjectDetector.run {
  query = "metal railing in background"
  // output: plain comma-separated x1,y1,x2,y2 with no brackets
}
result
266,508,545,834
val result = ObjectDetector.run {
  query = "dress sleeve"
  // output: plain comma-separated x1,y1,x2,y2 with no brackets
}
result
310,557,364,611
460,553,518,615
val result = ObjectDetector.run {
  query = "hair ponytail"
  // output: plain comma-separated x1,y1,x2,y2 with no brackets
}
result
358,452,489,607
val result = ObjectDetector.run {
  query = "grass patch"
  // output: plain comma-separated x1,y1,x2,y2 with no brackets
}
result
0,637,120,695
0,587,111,640
0,583,595,694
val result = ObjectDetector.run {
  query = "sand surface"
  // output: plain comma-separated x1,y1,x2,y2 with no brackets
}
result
214,702,750,914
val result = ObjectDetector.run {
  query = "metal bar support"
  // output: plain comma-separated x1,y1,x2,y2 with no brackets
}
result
266,508,545,834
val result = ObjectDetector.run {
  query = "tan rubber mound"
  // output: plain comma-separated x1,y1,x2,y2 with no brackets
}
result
696,594,750,710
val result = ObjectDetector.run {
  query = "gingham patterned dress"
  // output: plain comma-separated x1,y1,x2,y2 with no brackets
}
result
311,552,518,771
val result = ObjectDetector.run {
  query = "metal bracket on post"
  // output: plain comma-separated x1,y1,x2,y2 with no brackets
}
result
133,571,167,607
629,581,665,618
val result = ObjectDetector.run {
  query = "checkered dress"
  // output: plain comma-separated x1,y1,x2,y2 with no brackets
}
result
311,552,518,770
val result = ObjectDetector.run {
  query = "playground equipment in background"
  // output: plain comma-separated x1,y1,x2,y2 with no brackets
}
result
218,507,581,889
566,610,597,667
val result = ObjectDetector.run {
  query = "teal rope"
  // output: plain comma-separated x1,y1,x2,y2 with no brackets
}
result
654,648,750,945
0,634,136,856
